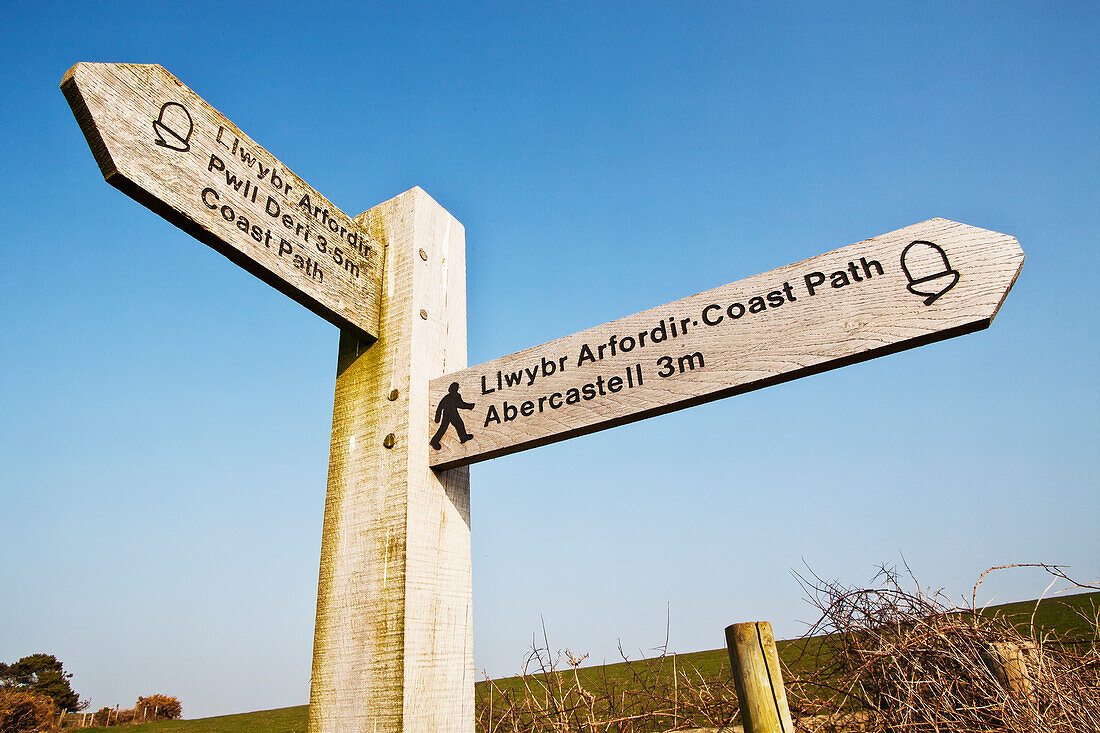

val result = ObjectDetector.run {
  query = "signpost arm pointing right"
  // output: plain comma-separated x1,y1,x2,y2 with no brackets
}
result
427,219,1024,469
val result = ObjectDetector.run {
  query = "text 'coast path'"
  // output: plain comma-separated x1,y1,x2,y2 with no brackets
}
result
62,62,383,341
428,218,1023,469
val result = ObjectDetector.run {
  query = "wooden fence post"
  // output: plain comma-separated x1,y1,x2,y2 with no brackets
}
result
725,621,795,733
986,640,1036,698
309,187,471,732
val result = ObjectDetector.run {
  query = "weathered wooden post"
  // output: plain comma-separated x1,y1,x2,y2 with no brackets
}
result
309,188,472,731
725,621,795,733
986,640,1037,698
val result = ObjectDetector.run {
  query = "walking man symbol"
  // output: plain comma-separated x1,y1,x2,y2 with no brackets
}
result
431,382,475,450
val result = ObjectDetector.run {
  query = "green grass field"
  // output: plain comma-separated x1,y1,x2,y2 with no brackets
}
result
74,590,1098,732
73,706,307,733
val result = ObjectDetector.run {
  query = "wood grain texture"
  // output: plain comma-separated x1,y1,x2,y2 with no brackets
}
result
725,622,795,733
428,219,1023,468
61,62,382,341
309,188,471,732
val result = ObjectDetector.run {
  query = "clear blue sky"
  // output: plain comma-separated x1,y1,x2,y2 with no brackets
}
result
2,1,1096,720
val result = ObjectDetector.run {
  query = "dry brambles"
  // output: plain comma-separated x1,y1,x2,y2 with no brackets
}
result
475,564,1100,732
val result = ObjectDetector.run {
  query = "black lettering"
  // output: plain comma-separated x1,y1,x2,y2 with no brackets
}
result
651,320,668,342
805,271,826,296
861,257,883,278
678,352,704,372
224,171,245,192
702,304,723,325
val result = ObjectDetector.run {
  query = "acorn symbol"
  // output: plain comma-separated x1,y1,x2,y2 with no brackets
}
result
152,102,193,152
900,240,960,305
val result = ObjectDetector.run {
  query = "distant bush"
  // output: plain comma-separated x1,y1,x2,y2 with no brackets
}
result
0,688,56,732
134,694,182,721
0,653,83,713
93,706,113,726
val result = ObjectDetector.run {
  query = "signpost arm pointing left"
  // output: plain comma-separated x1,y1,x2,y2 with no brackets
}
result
61,62,384,342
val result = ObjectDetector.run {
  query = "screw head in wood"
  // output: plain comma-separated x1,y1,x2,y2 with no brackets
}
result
383,434,396,449
420,309,428,320
388,389,399,401
419,249,428,261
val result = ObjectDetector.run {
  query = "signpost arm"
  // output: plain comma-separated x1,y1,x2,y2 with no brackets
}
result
309,187,472,732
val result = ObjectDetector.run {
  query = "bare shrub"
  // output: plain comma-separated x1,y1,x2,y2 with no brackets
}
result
474,565,1098,732
476,621,740,732
0,688,56,732
789,563,1100,732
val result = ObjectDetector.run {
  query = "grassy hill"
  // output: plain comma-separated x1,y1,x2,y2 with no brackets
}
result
76,590,1099,732
72,706,307,733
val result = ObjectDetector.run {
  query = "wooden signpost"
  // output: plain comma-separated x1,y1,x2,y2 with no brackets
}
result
64,62,1024,733
427,218,1023,468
